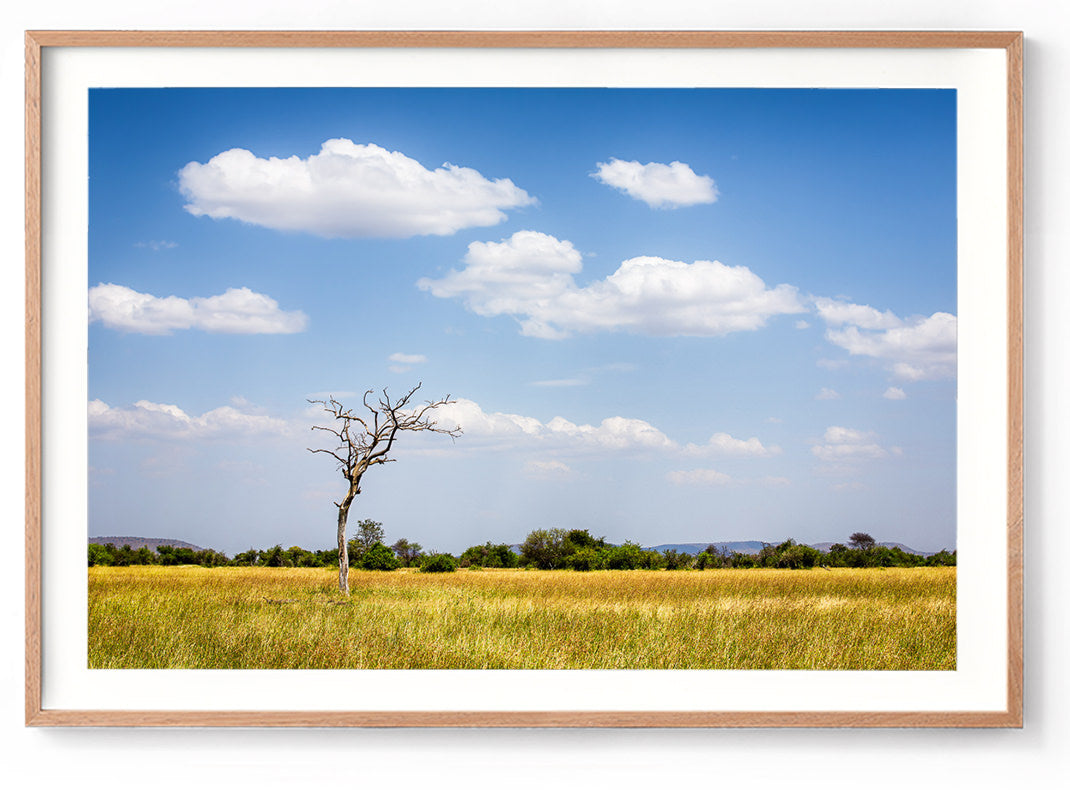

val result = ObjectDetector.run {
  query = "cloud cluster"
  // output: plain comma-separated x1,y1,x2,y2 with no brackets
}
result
89,284,308,335
816,299,956,380
431,398,776,460
432,398,674,453
592,158,718,208
89,399,292,441
811,426,888,463
178,138,535,239
418,231,804,339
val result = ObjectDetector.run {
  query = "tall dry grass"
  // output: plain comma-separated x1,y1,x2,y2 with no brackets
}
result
88,566,955,670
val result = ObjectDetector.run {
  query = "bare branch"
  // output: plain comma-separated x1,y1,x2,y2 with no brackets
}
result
309,384,462,478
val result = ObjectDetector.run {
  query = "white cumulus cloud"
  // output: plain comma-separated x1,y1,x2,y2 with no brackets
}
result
89,283,308,335
592,158,718,208
814,297,903,330
418,230,804,339
177,138,535,239
816,388,841,401
883,387,907,400
687,432,781,458
815,298,956,381
825,312,957,381
89,399,292,441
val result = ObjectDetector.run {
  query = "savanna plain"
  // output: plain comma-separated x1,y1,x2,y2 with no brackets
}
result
88,566,955,670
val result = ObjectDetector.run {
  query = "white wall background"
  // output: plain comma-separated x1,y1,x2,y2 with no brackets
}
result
1,2,1065,787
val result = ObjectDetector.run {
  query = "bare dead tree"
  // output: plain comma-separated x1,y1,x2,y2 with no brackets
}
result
308,383,461,594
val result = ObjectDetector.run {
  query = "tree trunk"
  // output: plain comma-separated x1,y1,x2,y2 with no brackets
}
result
336,488,355,594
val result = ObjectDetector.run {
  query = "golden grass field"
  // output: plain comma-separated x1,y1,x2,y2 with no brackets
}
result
88,565,955,670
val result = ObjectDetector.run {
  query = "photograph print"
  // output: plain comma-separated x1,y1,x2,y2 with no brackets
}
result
87,87,957,670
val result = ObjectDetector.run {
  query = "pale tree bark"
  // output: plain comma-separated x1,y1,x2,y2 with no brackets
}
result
308,384,461,594
335,487,356,594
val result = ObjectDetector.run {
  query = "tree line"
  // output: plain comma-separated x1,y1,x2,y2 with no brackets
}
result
88,519,459,573
89,524,954,571
512,528,954,570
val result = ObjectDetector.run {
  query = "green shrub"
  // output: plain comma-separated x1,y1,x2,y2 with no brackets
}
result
420,553,458,573
605,541,644,570
359,542,401,571
88,543,113,567
567,547,605,571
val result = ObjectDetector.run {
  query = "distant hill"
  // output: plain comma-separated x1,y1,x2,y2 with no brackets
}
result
644,541,767,556
646,540,938,557
88,536,206,553
808,541,936,557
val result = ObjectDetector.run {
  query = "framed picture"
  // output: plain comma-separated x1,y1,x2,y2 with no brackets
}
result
25,31,1022,727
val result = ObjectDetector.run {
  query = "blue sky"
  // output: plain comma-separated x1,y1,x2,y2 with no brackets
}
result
87,88,957,555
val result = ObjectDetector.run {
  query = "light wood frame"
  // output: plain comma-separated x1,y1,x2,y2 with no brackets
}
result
25,30,1023,728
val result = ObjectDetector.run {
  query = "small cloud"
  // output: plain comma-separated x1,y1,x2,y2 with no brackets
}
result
134,240,178,251
883,387,907,400
591,158,718,209
524,459,574,479
816,388,841,401
389,352,428,365
766,416,784,424
824,426,874,444
795,320,811,330
814,297,902,330
667,468,732,486
686,432,781,458
387,352,427,374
